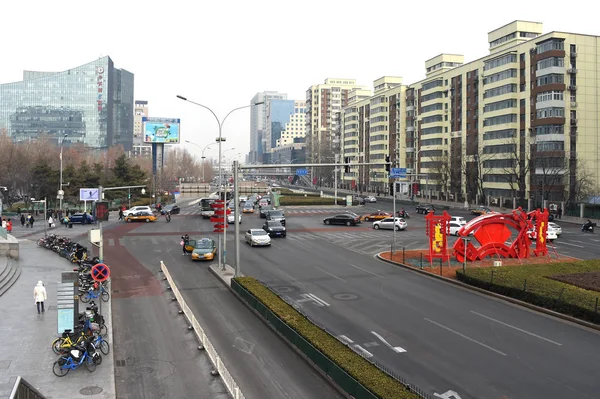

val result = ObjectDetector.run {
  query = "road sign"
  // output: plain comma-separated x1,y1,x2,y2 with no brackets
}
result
91,263,110,282
296,169,308,176
390,168,407,178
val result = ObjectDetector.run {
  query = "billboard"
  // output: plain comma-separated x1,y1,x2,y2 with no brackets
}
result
80,188,100,201
142,117,180,143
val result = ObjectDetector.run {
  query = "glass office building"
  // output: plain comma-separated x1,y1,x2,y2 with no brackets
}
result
0,56,134,149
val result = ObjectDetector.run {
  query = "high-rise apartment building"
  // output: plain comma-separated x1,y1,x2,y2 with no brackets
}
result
249,91,287,163
132,100,151,158
340,21,600,207
0,56,134,149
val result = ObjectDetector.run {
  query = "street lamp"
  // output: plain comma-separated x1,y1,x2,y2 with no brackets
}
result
58,133,68,210
185,140,215,183
176,95,263,270
30,198,47,237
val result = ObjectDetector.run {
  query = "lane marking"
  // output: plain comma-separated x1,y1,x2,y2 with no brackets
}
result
557,242,584,248
470,311,562,346
313,265,346,282
338,335,353,344
424,318,507,356
362,341,380,348
353,344,373,358
349,263,385,278
108,239,115,247
306,293,331,307
371,331,407,353
434,390,463,399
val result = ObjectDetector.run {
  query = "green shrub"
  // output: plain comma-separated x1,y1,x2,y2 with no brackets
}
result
234,277,420,399
279,196,337,206
457,260,600,323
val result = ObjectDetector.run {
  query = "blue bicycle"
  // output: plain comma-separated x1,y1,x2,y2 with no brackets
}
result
52,338,100,376
80,284,109,303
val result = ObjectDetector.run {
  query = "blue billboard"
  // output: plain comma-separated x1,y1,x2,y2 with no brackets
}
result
143,117,180,143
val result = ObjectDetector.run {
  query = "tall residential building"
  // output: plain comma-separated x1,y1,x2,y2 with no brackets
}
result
132,100,151,158
249,91,287,163
0,56,134,149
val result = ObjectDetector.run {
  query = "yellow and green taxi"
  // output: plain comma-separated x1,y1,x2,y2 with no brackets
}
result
360,210,392,221
190,238,217,261
124,211,157,223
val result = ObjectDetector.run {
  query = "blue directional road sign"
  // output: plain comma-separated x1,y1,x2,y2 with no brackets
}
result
296,169,308,176
390,168,407,178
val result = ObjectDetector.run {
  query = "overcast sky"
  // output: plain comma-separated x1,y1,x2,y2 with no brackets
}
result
1,1,598,161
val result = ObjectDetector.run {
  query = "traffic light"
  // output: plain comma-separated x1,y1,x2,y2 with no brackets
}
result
385,155,391,172
344,157,350,173
128,194,131,199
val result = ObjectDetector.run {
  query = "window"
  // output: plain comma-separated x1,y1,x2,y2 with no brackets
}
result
484,99,518,113
421,126,443,135
536,57,564,70
421,138,443,146
520,99,526,107
536,74,564,86
421,91,444,102
537,141,565,151
482,144,516,154
536,39,564,54
422,80,444,91
483,129,516,140
421,115,444,124
535,125,564,135
484,159,516,168
483,84,517,99
484,54,517,71
536,91,564,103
421,103,443,113
483,114,517,126
490,33,516,48
483,69,518,85
536,107,565,119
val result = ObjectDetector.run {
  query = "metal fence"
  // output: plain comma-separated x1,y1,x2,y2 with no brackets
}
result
9,376,46,399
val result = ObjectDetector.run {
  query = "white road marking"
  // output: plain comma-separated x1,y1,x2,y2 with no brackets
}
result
362,341,380,348
434,390,463,399
313,265,346,282
306,293,331,307
338,335,353,344
108,239,115,247
424,318,507,356
118,238,125,246
371,331,407,353
556,242,584,248
470,311,562,346
348,263,385,278
352,344,373,358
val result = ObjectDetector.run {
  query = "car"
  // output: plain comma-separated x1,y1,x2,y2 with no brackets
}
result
449,221,475,236
372,217,407,231
263,220,286,237
449,216,467,226
68,213,94,224
258,198,270,209
190,238,217,261
123,205,152,217
161,204,180,215
259,204,274,218
352,196,366,205
323,214,361,226
227,211,242,224
242,203,255,213
365,195,377,203
361,210,392,221
471,206,492,216
527,227,558,241
239,196,248,203
245,229,271,246
266,209,286,226
415,204,435,214
124,211,157,223
548,222,562,236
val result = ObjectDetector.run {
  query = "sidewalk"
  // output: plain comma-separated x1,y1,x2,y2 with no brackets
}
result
0,242,116,399
10,211,121,239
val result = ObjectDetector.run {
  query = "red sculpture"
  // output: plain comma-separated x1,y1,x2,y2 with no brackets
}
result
425,210,451,264
452,207,549,262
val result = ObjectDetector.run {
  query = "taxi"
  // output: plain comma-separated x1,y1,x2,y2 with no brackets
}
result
360,210,392,221
124,211,157,223
470,206,493,216
190,238,217,261
242,203,255,213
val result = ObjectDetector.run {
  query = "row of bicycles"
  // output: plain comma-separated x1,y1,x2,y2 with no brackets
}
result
37,234,112,377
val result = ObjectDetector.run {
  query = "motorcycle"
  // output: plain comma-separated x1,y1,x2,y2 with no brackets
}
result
396,211,410,219
582,221,595,233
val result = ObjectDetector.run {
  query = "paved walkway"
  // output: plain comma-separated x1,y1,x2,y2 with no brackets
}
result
0,241,115,399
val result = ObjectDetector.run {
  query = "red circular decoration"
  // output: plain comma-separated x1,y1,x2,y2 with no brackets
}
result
91,263,110,282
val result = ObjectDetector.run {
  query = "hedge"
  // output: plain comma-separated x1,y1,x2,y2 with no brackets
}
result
279,196,339,206
456,260,600,323
234,277,420,399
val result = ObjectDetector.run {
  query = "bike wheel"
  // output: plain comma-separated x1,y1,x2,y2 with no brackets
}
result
52,338,65,354
99,324,108,336
93,353,103,365
101,291,110,302
37,239,44,247
80,294,91,303
99,340,110,355
85,356,97,372
52,360,69,377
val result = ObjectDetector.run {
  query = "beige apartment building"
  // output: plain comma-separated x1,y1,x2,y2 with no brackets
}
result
339,20,600,207
131,100,151,158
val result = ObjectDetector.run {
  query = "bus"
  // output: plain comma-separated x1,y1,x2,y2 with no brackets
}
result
199,197,217,218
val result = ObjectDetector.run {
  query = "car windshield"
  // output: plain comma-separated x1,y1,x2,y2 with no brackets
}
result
252,230,268,236
267,221,282,227
244,204,253,209
196,240,214,249
269,211,283,216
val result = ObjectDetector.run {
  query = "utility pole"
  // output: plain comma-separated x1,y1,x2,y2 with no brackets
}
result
233,160,241,276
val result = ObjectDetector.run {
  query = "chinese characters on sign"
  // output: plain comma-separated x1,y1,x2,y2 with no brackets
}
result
425,210,451,264
96,66,104,112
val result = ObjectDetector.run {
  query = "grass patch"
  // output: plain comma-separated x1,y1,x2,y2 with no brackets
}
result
234,277,420,399
279,196,336,206
456,260,600,323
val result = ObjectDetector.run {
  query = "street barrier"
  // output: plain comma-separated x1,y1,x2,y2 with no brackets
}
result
10,376,46,398
160,261,244,399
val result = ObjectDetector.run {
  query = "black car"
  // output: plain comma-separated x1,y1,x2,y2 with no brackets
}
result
323,214,361,226
266,209,286,226
259,204,274,218
263,220,286,237
415,203,435,214
161,205,180,215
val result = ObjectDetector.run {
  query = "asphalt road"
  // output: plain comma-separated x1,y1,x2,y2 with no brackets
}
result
121,217,344,399
172,203,600,399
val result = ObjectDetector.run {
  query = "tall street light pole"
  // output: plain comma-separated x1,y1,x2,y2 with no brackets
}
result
58,133,68,210
185,140,215,183
177,95,263,270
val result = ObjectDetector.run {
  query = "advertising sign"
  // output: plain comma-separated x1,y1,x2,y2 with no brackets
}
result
142,117,180,143
80,188,99,201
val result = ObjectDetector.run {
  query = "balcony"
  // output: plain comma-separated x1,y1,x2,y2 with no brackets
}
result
570,118,578,126
405,147,415,153
571,102,578,108
568,85,577,91
406,126,415,132
406,105,415,111
567,68,578,74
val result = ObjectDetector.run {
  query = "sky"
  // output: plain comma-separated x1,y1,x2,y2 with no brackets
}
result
1,0,599,162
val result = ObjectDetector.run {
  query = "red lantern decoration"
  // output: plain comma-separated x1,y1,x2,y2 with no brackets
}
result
212,200,227,233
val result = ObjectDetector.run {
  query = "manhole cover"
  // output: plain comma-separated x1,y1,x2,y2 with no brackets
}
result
272,286,298,293
332,293,359,301
136,367,154,374
79,386,103,395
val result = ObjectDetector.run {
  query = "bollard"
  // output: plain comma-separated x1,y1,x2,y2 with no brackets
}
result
198,345,205,350
491,270,495,284
162,277,168,281
402,247,406,264
523,279,527,292
391,244,394,258
172,297,177,301
210,370,219,376
420,253,423,269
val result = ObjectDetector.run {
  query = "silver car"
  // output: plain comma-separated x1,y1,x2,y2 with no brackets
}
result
245,229,272,246
372,217,407,231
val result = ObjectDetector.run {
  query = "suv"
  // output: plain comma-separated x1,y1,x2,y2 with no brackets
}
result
266,210,286,226
415,204,435,214
122,206,152,217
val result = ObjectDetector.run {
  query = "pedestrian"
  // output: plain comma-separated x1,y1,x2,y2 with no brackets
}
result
63,215,69,227
6,219,12,234
17,207,21,216
29,215,35,228
181,234,189,255
558,207,562,219
20,214,25,227
48,215,54,228
118,208,124,221
33,280,47,314
1,218,6,230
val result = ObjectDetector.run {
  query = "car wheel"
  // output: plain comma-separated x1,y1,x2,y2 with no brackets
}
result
365,217,370,221
126,219,131,223
145,219,150,223
395,226,400,231
346,221,351,226
373,224,380,230
324,220,330,225
455,231,460,236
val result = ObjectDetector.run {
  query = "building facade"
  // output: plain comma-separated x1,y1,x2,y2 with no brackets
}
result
276,100,306,147
131,100,151,158
265,99,296,152
0,56,134,149
249,91,287,163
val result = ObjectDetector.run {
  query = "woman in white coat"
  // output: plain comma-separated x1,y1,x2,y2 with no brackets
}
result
33,281,47,314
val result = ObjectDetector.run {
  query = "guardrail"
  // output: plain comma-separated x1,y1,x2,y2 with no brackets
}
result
160,261,244,399
10,376,46,399
0,227,7,240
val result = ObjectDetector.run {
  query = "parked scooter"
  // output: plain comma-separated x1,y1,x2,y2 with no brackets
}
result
582,220,595,233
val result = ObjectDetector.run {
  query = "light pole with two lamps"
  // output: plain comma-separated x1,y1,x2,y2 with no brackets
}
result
185,140,216,183
176,95,263,270
30,198,47,236
58,133,68,210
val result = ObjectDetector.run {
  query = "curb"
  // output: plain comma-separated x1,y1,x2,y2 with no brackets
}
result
376,254,600,333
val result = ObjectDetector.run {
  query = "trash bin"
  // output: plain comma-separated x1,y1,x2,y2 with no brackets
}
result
68,222,73,229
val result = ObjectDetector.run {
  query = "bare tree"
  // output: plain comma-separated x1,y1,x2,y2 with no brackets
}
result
461,150,493,204
430,152,451,196
532,153,567,202
564,159,594,206
500,135,534,206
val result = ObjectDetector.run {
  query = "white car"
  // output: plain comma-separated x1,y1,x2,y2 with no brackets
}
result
227,212,242,224
527,228,558,241
450,216,467,226
365,196,377,203
548,222,562,236
372,217,407,231
449,222,474,236
239,196,248,203
245,229,271,246
122,206,152,217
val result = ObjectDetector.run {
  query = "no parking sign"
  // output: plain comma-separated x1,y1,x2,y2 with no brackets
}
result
91,263,110,282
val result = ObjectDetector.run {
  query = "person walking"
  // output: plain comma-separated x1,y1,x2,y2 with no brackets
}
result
33,281,47,314
20,214,25,227
48,215,54,228
118,208,124,221
29,215,35,228
6,219,12,234
181,234,189,255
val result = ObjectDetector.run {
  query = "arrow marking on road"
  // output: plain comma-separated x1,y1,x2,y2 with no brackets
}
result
470,311,562,346
362,341,380,348
371,331,407,353
424,318,507,356
434,390,463,399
